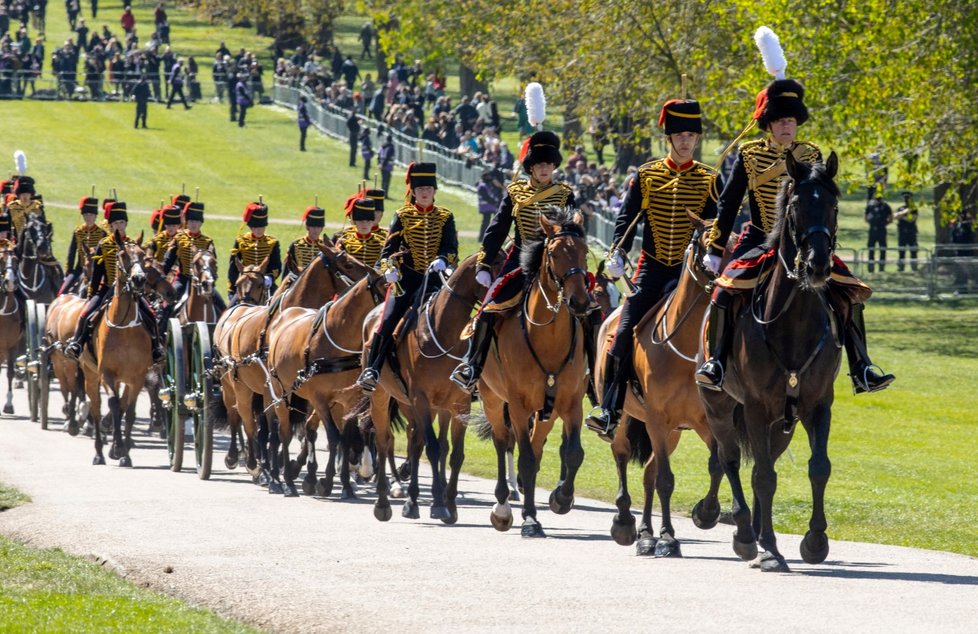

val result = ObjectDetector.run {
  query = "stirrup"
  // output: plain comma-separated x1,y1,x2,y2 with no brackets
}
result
356,368,379,393
449,363,477,392
585,407,618,442
695,360,725,391
851,364,895,395
64,341,82,361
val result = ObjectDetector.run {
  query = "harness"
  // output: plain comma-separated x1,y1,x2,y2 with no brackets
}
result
648,235,717,362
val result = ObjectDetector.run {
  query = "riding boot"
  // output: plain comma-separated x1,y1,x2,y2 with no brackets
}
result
583,310,601,407
585,352,626,439
449,313,495,391
139,299,165,364
695,302,731,391
64,314,94,360
845,303,895,394
356,333,393,393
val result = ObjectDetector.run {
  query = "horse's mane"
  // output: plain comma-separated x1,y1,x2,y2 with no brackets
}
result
519,206,585,276
764,160,840,250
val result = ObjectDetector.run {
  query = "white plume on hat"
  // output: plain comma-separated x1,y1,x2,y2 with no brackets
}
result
525,82,546,127
14,150,27,176
754,26,787,80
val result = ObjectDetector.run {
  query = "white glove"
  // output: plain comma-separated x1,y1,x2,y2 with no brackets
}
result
606,252,625,278
475,270,493,288
263,275,273,288
702,254,723,275
428,257,448,273
384,267,401,284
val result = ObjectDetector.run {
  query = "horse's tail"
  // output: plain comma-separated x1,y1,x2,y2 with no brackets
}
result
625,416,653,466
288,395,309,435
208,391,229,431
732,403,753,462
474,412,493,441
345,394,371,429
388,398,407,433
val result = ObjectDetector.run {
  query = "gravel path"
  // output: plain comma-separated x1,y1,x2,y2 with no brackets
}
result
1,387,976,633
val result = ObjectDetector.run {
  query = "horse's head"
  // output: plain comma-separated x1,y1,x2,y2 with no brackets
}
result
773,151,840,290
1,249,18,293
591,259,621,320
141,253,176,302
318,241,372,289
523,206,591,317
234,255,270,305
20,214,54,260
192,247,218,297
117,236,148,294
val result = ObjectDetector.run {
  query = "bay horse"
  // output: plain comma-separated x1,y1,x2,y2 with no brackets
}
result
699,152,843,572
213,243,372,489
80,236,155,466
16,213,64,303
480,207,591,538
177,247,222,324
598,214,727,557
0,249,25,415
265,269,388,498
358,252,487,523
44,292,89,434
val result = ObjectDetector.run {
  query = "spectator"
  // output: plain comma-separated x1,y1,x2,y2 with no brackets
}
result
950,212,975,291
67,0,80,30
297,95,310,151
165,57,190,109
358,22,373,59
154,2,168,44
346,109,360,166
187,56,200,101
235,72,252,127
514,94,531,138
894,191,919,272
132,73,149,127
120,7,134,35
359,127,373,180
477,169,504,240
91,0,98,19
864,188,893,273
378,134,395,198
226,57,238,121
211,53,227,102
340,55,359,89
216,41,230,59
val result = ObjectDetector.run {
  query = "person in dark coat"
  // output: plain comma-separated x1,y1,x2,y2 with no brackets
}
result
235,72,252,127
165,58,190,109
864,188,893,273
346,110,360,166
297,95,311,151
378,134,395,197
132,74,150,128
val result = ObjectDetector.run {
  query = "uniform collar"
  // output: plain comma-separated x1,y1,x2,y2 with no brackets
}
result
414,203,435,212
529,178,553,190
766,138,794,154
303,236,319,244
664,156,695,172
188,231,201,237
355,231,373,239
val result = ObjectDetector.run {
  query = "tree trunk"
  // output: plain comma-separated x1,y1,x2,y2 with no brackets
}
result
459,64,487,99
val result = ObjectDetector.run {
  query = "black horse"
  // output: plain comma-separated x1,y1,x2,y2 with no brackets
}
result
17,213,64,304
699,151,842,572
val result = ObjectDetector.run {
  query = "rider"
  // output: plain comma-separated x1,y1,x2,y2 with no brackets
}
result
63,200,165,363
6,176,44,237
364,188,388,241
159,200,226,323
146,204,183,263
695,79,895,394
58,196,109,296
334,197,385,268
227,201,282,305
356,162,459,392
449,130,575,391
584,99,721,437
283,205,327,280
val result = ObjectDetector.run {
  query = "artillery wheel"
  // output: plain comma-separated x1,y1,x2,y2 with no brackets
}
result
191,322,214,480
164,318,187,472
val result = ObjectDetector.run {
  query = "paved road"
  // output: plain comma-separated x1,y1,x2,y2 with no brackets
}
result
1,386,976,633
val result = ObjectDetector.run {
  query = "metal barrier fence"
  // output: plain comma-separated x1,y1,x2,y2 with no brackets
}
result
0,72,222,102
272,79,482,192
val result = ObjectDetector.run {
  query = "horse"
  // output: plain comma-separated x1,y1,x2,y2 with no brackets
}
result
0,249,25,415
590,259,622,321
212,243,373,489
265,269,388,497
357,252,487,523
16,213,64,303
699,152,843,572
176,247,222,324
598,214,727,557
79,236,155,466
479,207,591,538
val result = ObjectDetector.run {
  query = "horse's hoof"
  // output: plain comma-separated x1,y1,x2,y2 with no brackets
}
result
440,507,458,526
119,456,133,468
285,460,301,481
611,514,637,546
301,478,316,496
315,478,333,497
520,518,546,538
268,480,284,495
389,482,405,499
430,505,451,521
108,446,118,461
340,487,357,501
800,530,830,564
401,500,420,519
257,471,270,487
3,404,13,415
733,533,759,561
284,484,299,498
397,461,411,480
92,455,105,466
82,423,94,437
490,503,513,532
548,487,574,515
67,420,79,436
654,534,682,558
99,414,112,434
752,550,791,573
224,453,238,470
636,529,658,557
374,503,392,522
691,498,721,530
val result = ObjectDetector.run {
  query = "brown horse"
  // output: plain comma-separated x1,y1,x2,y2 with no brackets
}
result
598,215,727,557
213,243,373,490
177,247,221,324
80,237,155,466
358,252,488,523
265,269,388,497
480,207,591,538
0,249,25,415
44,292,88,434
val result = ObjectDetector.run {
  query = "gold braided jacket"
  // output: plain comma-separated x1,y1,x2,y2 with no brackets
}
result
636,159,719,266
92,235,135,288
393,204,457,271
287,236,325,272
147,230,176,262
742,139,821,233
476,180,574,266
73,223,108,261
231,233,278,267
336,228,385,268
7,199,43,235
171,230,215,274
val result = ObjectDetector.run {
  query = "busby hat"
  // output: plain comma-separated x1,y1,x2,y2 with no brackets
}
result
172,193,192,208
343,192,365,218
14,175,35,196
364,188,385,213
150,208,163,231
753,78,808,129
658,99,702,135
406,162,437,189
79,196,100,214
350,197,375,222
105,201,128,224
0,179,14,195
102,199,117,217
243,202,268,228
164,204,185,225
303,205,325,227
521,130,562,172
0,214,10,234
183,201,205,223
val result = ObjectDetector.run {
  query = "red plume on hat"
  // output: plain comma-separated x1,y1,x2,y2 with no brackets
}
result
343,191,366,217
405,161,415,185
150,208,163,230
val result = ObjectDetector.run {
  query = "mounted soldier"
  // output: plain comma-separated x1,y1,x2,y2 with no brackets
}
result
158,200,226,324
335,197,385,268
695,38,893,395
586,97,721,437
7,175,44,238
146,203,183,264
356,162,459,392
63,200,165,364
58,196,109,296
283,205,327,281
227,201,281,305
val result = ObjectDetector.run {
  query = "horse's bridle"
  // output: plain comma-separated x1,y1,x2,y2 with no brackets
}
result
535,228,588,317
782,178,838,279
191,251,217,298
318,248,357,290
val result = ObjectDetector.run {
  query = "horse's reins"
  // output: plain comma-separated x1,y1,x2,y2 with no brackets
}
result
105,246,144,329
416,268,471,361
648,234,717,360
0,255,20,316
525,229,588,326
